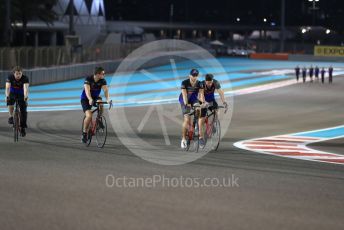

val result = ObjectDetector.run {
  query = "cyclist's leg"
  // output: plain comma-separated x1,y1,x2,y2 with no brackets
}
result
181,104,191,140
198,117,205,139
198,102,208,140
81,99,93,132
8,106,14,116
18,97,28,128
83,110,93,132
211,101,219,133
212,100,219,118
7,94,15,124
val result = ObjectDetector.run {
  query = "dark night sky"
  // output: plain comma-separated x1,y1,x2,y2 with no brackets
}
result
103,0,344,30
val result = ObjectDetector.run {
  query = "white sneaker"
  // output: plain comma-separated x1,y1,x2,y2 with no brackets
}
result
181,139,187,149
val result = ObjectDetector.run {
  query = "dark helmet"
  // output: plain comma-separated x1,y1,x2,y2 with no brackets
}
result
94,66,105,75
190,69,199,76
205,73,214,81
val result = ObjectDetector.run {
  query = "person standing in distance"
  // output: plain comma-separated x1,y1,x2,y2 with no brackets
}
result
302,67,307,83
328,66,333,83
314,66,319,82
295,65,300,82
309,65,314,82
80,67,111,143
320,67,325,84
5,66,29,137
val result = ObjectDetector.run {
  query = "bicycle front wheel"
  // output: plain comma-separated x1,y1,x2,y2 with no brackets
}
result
210,119,221,151
188,121,199,153
96,116,107,148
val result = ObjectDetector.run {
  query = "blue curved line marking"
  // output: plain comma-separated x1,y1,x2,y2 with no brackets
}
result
293,126,344,138
1,58,344,112
0,74,288,106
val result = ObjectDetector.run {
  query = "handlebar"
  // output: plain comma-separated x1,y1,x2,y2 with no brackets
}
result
186,104,200,116
186,102,229,115
217,105,228,114
95,100,113,110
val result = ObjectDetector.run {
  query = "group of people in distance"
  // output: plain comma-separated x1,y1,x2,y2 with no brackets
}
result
294,65,334,84
4,66,227,149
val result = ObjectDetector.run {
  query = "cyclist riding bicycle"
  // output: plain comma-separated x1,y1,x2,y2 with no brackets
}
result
5,66,29,137
202,73,228,119
179,69,208,149
81,67,111,143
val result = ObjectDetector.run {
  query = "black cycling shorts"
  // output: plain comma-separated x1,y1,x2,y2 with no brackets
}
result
81,97,102,112
7,93,25,106
207,100,218,111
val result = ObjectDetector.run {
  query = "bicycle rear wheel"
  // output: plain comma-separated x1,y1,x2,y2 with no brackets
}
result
82,116,92,146
210,119,221,151
96,116,107,148
13,111,19,142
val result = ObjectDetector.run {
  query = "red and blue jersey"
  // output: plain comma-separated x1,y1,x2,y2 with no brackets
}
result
203,79,221,102
81,76,107,100
179,79,203,105
6,74,29,95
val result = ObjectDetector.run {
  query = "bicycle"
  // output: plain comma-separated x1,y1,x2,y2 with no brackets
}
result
12,97,21,142
184,104,201,153
203,104,227,151
82,101,113,148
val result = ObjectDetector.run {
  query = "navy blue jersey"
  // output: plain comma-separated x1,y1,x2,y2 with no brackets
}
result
203,79,221,102
179,79,203,105
6,74,29,95
81,76,107,100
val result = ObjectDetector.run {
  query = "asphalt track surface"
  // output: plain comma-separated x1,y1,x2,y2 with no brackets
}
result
1,75,344,229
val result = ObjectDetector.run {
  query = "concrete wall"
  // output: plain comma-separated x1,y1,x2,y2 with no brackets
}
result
0,60,120,89
0,50,202,89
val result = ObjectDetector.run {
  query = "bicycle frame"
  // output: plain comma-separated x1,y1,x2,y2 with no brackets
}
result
83,100,112,148
187,111,199,141
184,105,201,152
205,110,216,137
205,105,227,133
202,105,227,150
89,119,98,136
13,98,21,142
89,106,102,135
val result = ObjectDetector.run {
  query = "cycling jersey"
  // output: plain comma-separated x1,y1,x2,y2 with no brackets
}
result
6,74,29,95
179,79,203,105
81,76,107,100
203,79,221,102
